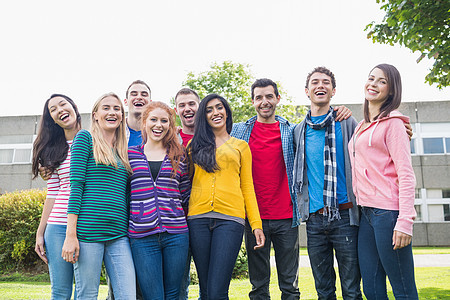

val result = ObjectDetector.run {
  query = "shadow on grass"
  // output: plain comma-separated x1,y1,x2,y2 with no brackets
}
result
418,287,450,299
0,271,49,282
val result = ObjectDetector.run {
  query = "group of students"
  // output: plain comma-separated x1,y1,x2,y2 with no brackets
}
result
32,64,418,300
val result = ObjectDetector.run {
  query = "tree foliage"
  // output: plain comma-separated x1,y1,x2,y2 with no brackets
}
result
183,61,306,123
366,0,450,88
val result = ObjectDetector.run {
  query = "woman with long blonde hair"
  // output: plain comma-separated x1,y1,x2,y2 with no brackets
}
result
62,93,135,299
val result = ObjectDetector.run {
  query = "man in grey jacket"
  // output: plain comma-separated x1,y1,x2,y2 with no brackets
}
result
292,67,362,300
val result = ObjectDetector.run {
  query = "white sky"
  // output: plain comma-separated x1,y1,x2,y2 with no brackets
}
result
1,0,448,116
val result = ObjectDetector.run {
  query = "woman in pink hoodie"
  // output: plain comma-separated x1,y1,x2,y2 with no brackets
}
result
349,64,418,300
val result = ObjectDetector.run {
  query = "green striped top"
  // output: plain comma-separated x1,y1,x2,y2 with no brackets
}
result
68,129,129,242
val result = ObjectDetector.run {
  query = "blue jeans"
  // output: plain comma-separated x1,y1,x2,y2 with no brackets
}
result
188,218,244,300
44,224,76,300
179,247,193,300
306,209,362,300
359,207,418,300
130,232,189,300
245,218,300,300
74,236,136,300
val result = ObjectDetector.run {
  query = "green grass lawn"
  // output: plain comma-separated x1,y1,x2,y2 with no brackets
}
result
1,267,449,299
1,248,449,299
412,247,450,255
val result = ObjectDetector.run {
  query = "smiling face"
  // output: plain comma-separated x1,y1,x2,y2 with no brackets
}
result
47,96,78,130
94,96,123,132
125,83,151,116
206,98,227,131
175,93,199,129
252,85,280,123
144,107,170,143
365,67,390,106
305,72,336,108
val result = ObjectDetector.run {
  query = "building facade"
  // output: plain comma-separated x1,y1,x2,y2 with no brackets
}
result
0,113,91,194
1,101,449,245
341,101,450,223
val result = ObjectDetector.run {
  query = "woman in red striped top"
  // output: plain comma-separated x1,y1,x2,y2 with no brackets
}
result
32,94,81,299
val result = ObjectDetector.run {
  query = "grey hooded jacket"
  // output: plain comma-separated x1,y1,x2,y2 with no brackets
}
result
292,116,360,226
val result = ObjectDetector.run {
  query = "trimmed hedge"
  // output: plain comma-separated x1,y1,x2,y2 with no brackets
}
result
0,189,46,272
0,188,249,279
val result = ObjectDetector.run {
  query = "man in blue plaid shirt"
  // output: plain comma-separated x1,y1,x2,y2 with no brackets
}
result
231,78,300,299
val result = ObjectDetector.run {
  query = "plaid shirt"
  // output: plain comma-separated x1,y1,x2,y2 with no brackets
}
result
231,115,300,227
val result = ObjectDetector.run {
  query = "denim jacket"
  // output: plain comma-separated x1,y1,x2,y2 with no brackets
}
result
231,115,300,227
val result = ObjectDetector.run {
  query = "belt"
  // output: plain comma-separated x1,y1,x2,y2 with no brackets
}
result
315,202,353,215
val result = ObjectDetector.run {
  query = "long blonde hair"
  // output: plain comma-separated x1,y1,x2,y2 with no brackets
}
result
90,93,131,173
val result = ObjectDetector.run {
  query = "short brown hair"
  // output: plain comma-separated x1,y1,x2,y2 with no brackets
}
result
174,88,200,103
251,78,279,99
126,80,151,99
305,67,336,89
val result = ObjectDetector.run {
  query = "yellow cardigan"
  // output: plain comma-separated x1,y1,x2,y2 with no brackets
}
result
188,137,262,231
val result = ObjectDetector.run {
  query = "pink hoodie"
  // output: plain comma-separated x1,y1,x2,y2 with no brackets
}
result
348,110,416,235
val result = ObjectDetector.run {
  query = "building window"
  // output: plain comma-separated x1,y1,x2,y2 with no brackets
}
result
446,138,450,153
427,189,442,199
0,135,34,164
0,149,14,164
410,139,416,154
423,138,445,154
443,189,450,198
414,205,422,221
415,189,421,199
444,204,450,222
13,149,32,163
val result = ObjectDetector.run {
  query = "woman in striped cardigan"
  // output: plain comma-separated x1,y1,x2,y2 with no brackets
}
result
127,101,191,300
61,93,136,299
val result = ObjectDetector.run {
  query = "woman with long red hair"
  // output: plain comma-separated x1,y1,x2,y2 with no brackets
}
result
127,101,191,299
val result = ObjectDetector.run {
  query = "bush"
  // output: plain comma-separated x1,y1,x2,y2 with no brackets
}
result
0,189,46,272
0,188,251,281
232,242,248,279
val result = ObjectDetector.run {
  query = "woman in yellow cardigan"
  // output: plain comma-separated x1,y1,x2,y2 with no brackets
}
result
187,94,265,299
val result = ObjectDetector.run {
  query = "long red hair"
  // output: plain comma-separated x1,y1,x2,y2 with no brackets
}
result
141,101,185,177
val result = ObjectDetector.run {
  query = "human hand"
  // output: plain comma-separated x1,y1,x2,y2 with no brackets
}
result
39,166,52,181
35,233,48,264
405,123,413,141
392,230,412,250
61,236,79,264
334,106,352,122
253,228,265,250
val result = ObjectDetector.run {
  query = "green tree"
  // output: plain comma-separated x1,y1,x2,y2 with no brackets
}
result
366,0,450,88
183,61,306,123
